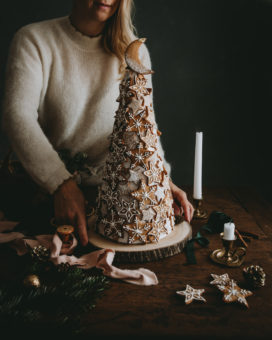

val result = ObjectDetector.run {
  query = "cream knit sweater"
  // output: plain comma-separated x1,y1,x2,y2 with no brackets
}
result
2,16,170,194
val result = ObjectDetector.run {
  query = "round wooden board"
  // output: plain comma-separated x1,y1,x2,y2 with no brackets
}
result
88,218,192,263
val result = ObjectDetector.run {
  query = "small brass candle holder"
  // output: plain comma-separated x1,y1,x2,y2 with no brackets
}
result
193,198,208,219
210,232,247,267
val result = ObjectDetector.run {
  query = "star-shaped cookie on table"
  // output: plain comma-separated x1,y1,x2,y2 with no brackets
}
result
217,279,253,308
176,285,206,305
210,273,231,286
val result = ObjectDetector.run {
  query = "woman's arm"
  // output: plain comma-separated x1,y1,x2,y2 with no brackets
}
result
2,27,88,245
2,27,72,194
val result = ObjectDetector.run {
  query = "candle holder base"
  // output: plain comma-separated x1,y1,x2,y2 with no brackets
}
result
210,233,246,267
193,198,208,219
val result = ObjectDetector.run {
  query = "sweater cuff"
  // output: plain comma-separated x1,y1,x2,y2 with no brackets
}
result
45,165,73,195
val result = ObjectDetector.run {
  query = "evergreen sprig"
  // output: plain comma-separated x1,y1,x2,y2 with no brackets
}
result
0,256,109,335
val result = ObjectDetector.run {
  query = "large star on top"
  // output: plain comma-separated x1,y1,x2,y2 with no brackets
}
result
176,285,206,305
217,279,253,308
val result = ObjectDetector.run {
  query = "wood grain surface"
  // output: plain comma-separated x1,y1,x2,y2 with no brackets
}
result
0,186,271,339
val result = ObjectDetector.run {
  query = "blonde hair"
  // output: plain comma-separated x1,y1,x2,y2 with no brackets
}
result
103,0,136,73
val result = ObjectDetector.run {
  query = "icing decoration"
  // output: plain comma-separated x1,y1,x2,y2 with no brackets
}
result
132,180,157,207
217,279,253,308
101,210,124,238
124,217,152,244
118,199,140,223
128,167,144,182
142,207,156,222
103,163,122,189
210,273,231,286
176,285,206,305
126,113,152,136
156,219,169,235
129,75,151,99
153,202,170,221
154,185,165,202
126,149,153,169
144,162,163,186
109,143,127,164
147,227,160,243
141,129,158,150
101,187,121,209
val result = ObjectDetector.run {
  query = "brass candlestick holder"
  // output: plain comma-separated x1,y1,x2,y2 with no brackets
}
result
210,232,247,267
193,198,208,219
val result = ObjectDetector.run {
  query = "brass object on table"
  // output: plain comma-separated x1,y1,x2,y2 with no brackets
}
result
23,274,41,288
57,225,74,243
210,232,246,267
193,198,208,219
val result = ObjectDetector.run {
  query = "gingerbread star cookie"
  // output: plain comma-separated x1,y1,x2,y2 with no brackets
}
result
210,273,231,286
144,161,163,186
124,217,152,244
217,279,253,308
132,180,157,207
176,285,206,305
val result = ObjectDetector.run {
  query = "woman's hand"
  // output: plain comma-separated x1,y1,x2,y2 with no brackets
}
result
169,180,194,222
54,178,88,246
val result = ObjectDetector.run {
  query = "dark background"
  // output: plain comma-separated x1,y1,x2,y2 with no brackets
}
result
0,0,271,202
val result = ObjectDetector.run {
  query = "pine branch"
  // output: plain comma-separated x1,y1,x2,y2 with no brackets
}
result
0,258,110,334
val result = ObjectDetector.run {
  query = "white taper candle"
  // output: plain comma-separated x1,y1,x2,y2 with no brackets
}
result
223,222,236,240
193,131,203,200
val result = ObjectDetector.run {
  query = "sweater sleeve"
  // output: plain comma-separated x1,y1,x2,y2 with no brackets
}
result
2,27,72,194
139,44,172,176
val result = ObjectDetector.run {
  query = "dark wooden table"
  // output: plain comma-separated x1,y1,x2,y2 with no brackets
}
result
83,187,272,339
1,186,272,339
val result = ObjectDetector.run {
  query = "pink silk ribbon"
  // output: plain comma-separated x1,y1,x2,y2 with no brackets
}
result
0,221,158,286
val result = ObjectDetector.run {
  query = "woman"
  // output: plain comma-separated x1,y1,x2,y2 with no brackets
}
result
2,0,194,246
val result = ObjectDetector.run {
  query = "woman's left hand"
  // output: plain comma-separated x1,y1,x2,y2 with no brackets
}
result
169,180,194,222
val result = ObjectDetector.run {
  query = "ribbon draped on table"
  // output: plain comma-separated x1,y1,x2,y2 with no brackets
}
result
0,221,158,286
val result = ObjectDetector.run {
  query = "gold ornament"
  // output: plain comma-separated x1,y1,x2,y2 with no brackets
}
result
23,274,41,288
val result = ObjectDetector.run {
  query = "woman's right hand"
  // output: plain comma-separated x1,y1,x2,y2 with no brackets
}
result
53,178,88,246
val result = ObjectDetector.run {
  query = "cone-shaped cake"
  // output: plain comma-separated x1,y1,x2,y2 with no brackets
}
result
95,38,175,244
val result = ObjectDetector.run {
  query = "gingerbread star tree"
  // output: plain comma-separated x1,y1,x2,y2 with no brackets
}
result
95,38,175,244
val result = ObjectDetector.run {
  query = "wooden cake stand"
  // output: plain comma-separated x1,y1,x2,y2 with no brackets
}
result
88,216,192,263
